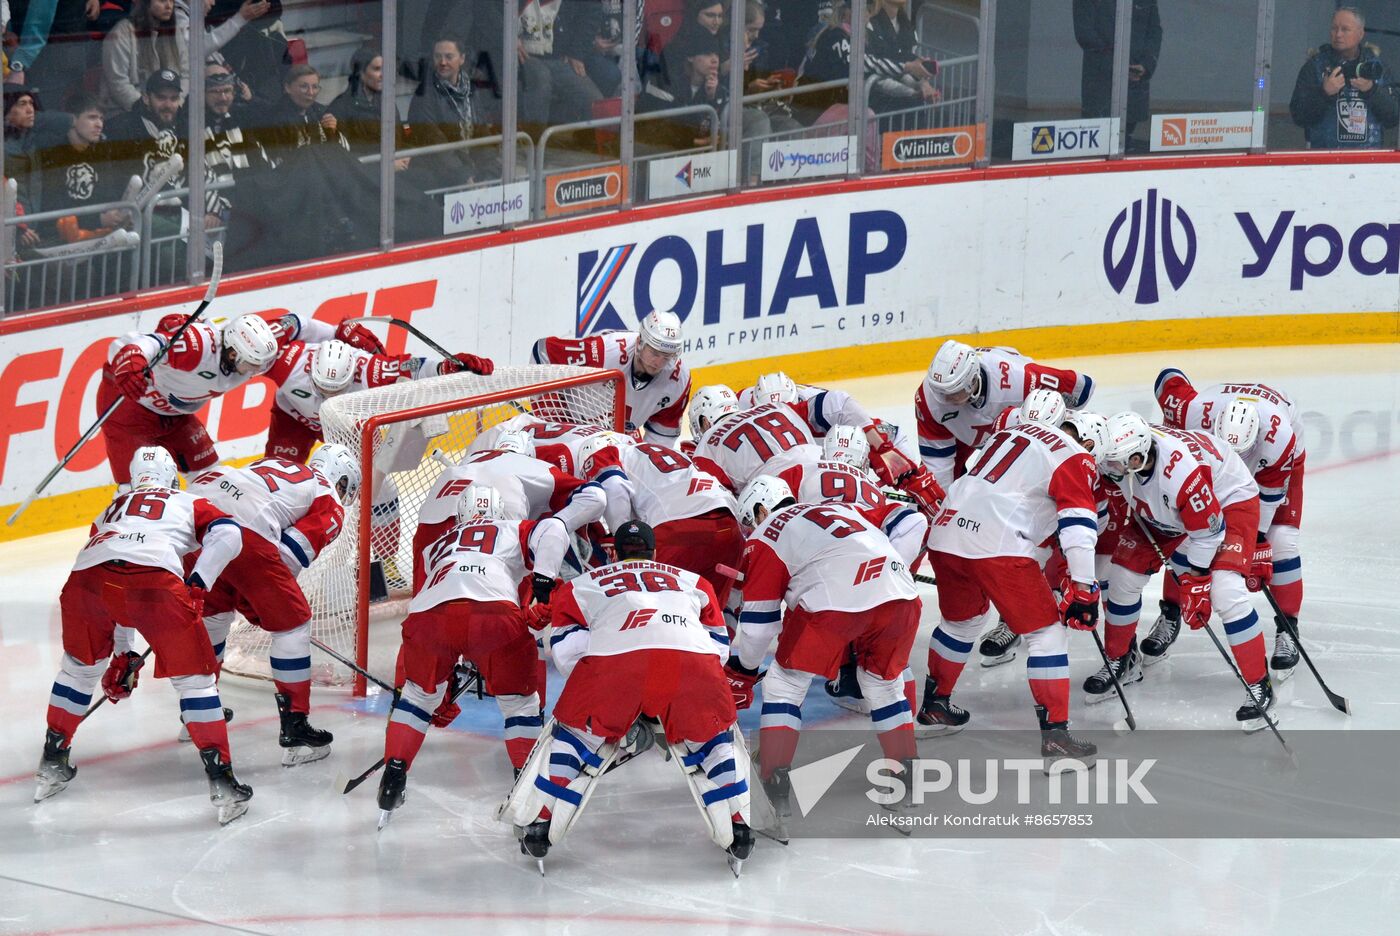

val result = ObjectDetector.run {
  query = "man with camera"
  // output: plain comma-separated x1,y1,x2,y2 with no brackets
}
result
1290,6,1397,149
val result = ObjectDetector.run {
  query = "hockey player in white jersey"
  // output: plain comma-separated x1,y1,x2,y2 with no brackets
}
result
920,420,1100,756
1097,413,1277,729
692,395,818,492
530,310,691,445
1154,370,1305,677
38,447,251,824
376,484,570,828
574,432,744,607
473,413,611,475
914,339,1095,492
501,521,751,874
186,446,357,764
728,485,920,827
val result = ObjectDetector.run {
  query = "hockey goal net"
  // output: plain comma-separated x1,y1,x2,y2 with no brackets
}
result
221,365,625,695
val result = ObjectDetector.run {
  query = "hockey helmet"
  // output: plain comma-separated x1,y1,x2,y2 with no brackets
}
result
1214,398,1260,453
1061,410,1109,461
222,315,279,374
309,443,361,502
130,446,179,491
457,482,503,525
1101,412,1154,480
925,339,979,403
636,310,684,358
822,424,871,471
575,431,635,478
1019,388,1067,428
688,385,739,439
754,371,798,406
494,428,536,458
738,475,795,529
311,340,356,395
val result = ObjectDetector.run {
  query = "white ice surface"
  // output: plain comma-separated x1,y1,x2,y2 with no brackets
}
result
2,344,1398,936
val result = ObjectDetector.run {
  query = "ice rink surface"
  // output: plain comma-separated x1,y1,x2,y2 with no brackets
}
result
2,344,1398,936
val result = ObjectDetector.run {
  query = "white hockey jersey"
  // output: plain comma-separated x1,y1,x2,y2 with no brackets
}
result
693,402,818,492
550,559,729,668
1114,425,1259,571
74,488,243,585
914,347,1094,490
532,331,691,445
774,459,924,562
410,517,567,611
475,414,610,475
188,457,345,570
584,441,736,529
266,341,445,434
927,422,1100,583
109,311,332,417
1156,373,1303,530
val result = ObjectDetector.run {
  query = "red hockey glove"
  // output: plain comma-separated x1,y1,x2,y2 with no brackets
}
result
899,465,946,518
109,345,150,401
1245,534,1273,593
185,573,208,618
334,320,386,354
1178,570,1212,630
724,660,762,710
101,650,145,703
525,603,552,632
438,353,495,376
1058,580,1101,631
430,697,461,727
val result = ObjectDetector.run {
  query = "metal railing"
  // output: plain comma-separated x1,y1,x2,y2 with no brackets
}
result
3,199,142,312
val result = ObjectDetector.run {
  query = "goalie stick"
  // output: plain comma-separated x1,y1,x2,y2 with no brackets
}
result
7,242,224,526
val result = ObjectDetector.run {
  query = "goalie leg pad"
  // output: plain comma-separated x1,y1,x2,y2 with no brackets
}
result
497,719,618,845
669,725,750,850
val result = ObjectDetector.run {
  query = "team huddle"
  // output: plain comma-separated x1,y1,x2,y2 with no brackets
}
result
32,308,1306,876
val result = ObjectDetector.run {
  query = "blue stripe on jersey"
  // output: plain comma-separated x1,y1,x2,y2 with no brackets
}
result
740,608,782,625
809,391,832,432
709,630,731,645
280,531,310,568
933,627,974,655
207,517,239,531
1154,368,1186,397
594,467,628,485
550,624,583,647
883,506,917,535
1073,374,1094,408
702,779,748,805
1273,556,1301,574
683,731,733,767
921,443,956,458
50,682,92,706
270,655,311,672
392,696,433,723
1106,598,1141,617
1026,653,1071,669
870,700,909,723
180,694,224,712
565,481,602,507
1057,516,1098,532
535,774,582,806
1260,489,1286,503
372,498,400,517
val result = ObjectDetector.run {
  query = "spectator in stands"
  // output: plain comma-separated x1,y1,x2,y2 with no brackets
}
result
864,0,935,115
6,0,98,101
329,42,410,168
665,0,731,87
1073,0,1161,146
405,35,480,192
5,87,43,208
738,1,801,179
639,27,724,152
517,0,603,133
101,0,188,113
177,0,272,63
206,0,288,104
1290,6,1397,149
203,60,268,232
759,0,825,73
557,0,643,98
259,64,350,159
105,67,190,276
38,91,131,243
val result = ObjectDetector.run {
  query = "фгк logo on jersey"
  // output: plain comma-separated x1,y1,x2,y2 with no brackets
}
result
620,608,657,631
1103,189,1197,305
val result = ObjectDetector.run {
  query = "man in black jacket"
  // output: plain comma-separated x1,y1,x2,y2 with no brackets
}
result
865,0,936,116
405,35,483,193
1289,7,1397,149
1073,0,1161,143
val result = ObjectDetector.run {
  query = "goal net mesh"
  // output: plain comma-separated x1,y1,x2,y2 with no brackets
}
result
220,365,623,691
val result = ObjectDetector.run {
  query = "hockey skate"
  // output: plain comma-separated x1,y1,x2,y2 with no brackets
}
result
978,621,1021,667
1083,639,1143,704
1236,677,1278,733
177,706,233,743
759,768,793,843
199,748,253,825
727,820,755,878
377,758,408,829
824,659,867,714
34,729,77,802
1140,601,1181,664
914,676,970,738
276,693,333,766
1036,705,1097,770
1271,622,1299,682
519,819,551,875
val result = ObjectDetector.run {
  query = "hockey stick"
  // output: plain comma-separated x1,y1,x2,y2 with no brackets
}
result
78,648,154,723
1260,584,1350,715
1131,516,1292,756
344,315,455,359
310,636,395,695
1088,629,1136,732
7,243,224,526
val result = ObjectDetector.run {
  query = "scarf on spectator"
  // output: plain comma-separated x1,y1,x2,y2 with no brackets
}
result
431,69,474,142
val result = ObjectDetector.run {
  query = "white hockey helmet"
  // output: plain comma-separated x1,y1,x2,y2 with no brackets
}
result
1101,412,1154,480
1019,388,1067,428
222,314,279,373
754,371,798,406
636,309,684,357
925,339,980,402
311,340,356,395
494,428,536,458
737,474,795,529
688,384,739,439
1214,398,1260,453
575,430,635,477
1061,410,1109,461
457,482,503,525
822,424,871,471
130,445,179,491
308,443,361,501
